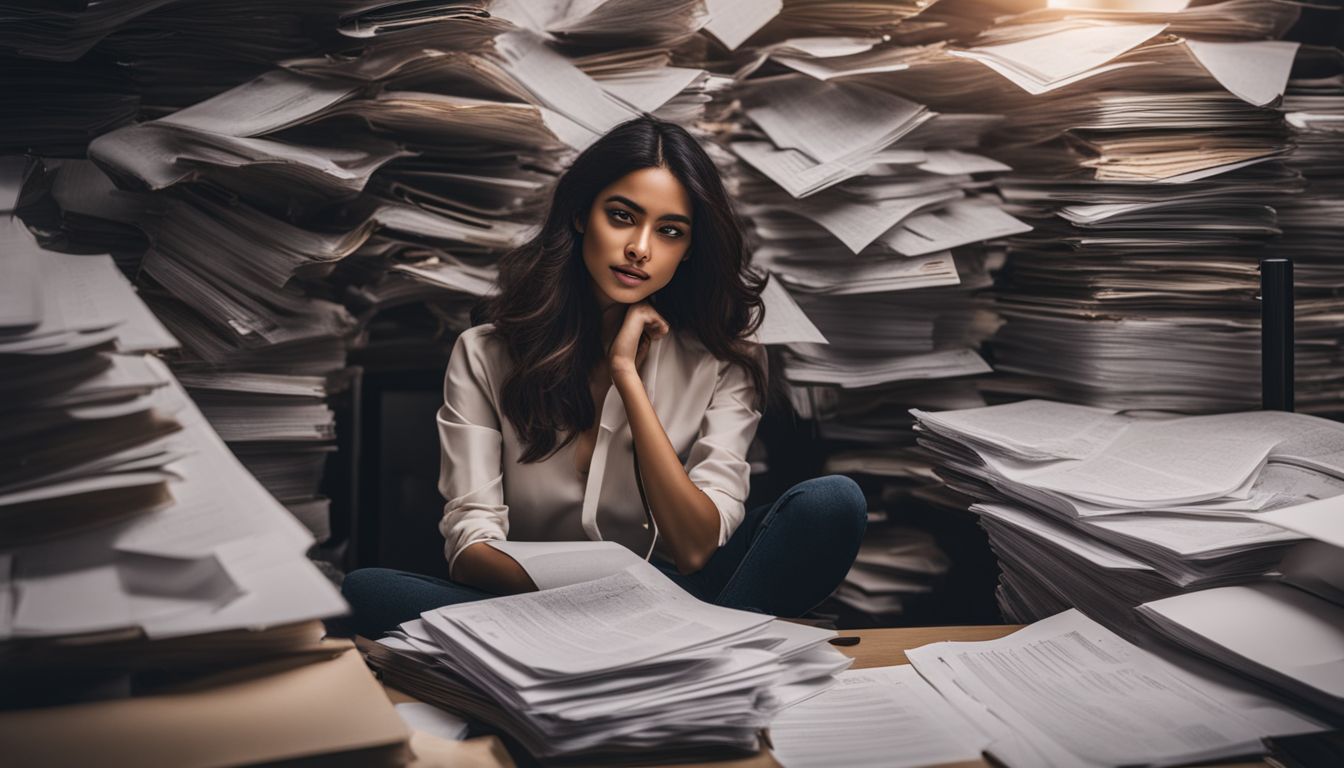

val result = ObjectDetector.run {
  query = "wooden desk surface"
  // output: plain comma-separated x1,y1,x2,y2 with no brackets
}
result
381,623,1268,768
835,624,1021,668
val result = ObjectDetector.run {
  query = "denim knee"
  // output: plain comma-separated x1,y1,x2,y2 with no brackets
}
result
778,474,867,540
340,567,395,607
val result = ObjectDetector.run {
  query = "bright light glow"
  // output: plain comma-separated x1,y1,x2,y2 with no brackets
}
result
1046,0,1190,10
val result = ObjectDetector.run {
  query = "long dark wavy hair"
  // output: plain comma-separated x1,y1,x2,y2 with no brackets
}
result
475,116,769,463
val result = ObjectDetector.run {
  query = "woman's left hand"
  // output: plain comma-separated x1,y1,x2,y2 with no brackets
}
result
608,301,670,376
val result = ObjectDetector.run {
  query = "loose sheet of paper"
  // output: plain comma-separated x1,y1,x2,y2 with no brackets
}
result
1139,583,1344,701
704,0,781,51
494,31,637,135
951,24,1166,94
158,70,358,137
770,665,987,768
756,276,827,345
1250,491,1344,548
395,702,470,741
1185,40,1299,107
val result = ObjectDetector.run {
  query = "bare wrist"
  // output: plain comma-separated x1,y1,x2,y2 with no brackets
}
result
611,363,642,383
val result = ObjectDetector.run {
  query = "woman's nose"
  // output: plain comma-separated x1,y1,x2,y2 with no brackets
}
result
625,229,652,261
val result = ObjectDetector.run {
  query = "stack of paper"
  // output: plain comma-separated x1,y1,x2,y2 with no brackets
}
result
1274,46,1344,412
907,609,1326,768
3,354,347,650
176,370,337,542
360,543,851,763
689,2,1025,624
0,169,180,549
1,161,379,762
714,0,1016,403
1280,535,1344,606
1138,582,1344,719
830,524,949,622
912,399,1344,632
865,2,1335,414
1136,477,1344,719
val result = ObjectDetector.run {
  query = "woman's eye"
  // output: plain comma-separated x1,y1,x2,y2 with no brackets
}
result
607,209,633,224
660,226,685,238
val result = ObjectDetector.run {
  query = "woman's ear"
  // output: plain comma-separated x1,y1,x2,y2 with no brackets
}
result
573,212,585,234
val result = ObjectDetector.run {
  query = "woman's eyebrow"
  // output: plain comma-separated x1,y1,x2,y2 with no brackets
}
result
604,195,692,225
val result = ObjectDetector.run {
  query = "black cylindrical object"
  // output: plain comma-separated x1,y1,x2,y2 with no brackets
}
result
1260,258,1294,412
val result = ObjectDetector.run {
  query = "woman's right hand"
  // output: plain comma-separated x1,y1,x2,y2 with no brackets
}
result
607,301,670,377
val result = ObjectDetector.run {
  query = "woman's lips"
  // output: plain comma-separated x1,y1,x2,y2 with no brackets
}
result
611,266,648,287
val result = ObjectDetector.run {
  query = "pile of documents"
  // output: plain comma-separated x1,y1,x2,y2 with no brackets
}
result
697,1,1027,622
764,602,1334,768
0,160,180,552
721,16,1024,407
177,369,338,543
0,170,346,653
1274,45,1344,410
360,541,851,762
1135,484,1344,720
907,608,1327,768
1138,581,1344,720
832,523,949,622
917,396,1344,723
872,1,1341,414
0,158,411,764
912,399,1344,633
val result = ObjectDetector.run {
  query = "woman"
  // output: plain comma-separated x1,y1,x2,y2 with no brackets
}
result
342,116,866,638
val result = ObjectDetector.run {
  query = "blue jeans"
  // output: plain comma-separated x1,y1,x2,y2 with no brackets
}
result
340,474,866,638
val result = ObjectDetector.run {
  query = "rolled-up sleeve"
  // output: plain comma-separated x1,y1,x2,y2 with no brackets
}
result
684,344,765,546
437,329,509,577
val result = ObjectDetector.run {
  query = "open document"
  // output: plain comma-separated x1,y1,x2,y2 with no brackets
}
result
907,609,1326,768
486,539,647,590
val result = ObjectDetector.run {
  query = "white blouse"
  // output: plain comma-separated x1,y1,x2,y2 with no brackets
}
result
437,323,765,573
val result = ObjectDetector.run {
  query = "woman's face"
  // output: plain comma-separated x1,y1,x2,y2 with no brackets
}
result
578,166,693,308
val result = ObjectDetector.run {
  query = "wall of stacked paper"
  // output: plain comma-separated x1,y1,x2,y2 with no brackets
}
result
3,1,1342,629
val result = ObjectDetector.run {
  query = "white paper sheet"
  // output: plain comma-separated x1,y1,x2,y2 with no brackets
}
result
951,24,1167,94
1252,493,1344,549
703,0,781,50
1139,583,1344,703
770,665,988,768
395,702,470,741
756,276,828,345
1185,39,1300,107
